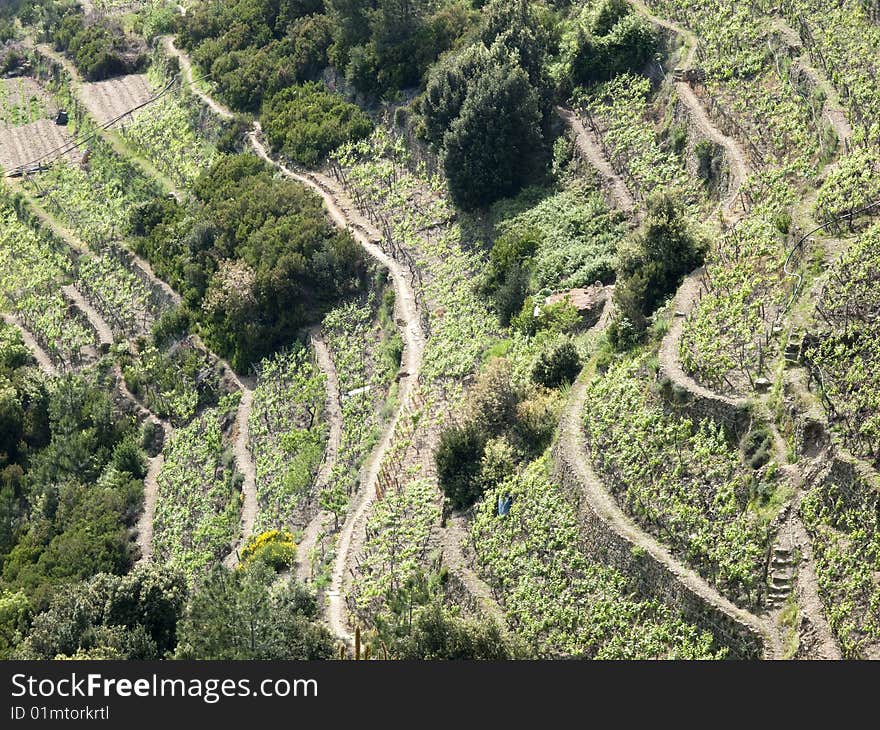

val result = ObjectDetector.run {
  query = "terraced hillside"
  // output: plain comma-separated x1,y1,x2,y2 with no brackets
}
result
0,0,878,662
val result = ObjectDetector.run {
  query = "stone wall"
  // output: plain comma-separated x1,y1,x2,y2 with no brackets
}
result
552,442,767,659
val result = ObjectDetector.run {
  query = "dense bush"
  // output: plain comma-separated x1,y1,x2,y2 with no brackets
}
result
394,599,519,659
435,422,486,510
555,2,657,92
532,340,582,388
53,14,147,81
419,0,552,208
133,155,369,369
480,227,540,325
15,564,186,659
262,82,373,166
443,59,544,209
175,565,334,659
239,529,297,572
178,0,329,113
610,192,706,347
0,371,146,612
327,0,474,95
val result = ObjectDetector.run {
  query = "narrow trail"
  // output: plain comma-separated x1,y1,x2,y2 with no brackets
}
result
123,373,173,564
437,514,506,626
59,284,173,563
161,37,234,121
1,313,58,376
294,329,344,583
788,494,842,659
769,17,853,148
764,427,842,658
555,106,636,212
11,187,176,561
127,250,182,307
658,268,748,409
555,305,780,659
167,31,503,636
628,0,749,221
58,278,171,562
13,183,181,311
163,29,424,612
61,283,113,345
249,131,426,643
636,5,850,656
224,380,258,569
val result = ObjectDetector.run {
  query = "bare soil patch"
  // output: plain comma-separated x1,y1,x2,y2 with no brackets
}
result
80,74,154,127
0,118,75,172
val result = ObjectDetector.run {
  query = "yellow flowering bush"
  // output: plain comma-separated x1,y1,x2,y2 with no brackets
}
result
239,529,297,572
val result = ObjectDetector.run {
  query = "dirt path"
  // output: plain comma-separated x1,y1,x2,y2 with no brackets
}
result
58,285,173,563
628,0,749,221
630,0,700,68
788,495,841,659
224,382,258,569
556,307,780,659
555,106,636,212
248,130,426,643
640,5,845,657
658,268,749,408
127,250,182,307
1,313,58,376
438,514,506,626
61,283,113,345
125,382,172,565
294,328,344,583
161,37,234,121
769,17,853,148
762,418,842,658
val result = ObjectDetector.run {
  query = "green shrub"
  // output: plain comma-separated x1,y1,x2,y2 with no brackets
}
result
240,529,297,572
261,83,373,166
436,423,487,510
532,340,582,388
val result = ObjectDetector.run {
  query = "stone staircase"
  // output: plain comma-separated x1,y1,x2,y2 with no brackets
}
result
767,542,797,609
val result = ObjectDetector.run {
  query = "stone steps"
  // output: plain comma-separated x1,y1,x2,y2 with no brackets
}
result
766,539,796,608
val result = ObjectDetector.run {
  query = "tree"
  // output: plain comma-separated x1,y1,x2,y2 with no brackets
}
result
421,43,493,147
532,340,582,388
481,226,540,325
610,192,705,347
175,565,334,660
443,61,543,209
395,599,520,659
0,589,29,659
261,82,373,166
436,423,486,510
467,357,519,436
14,564,186,660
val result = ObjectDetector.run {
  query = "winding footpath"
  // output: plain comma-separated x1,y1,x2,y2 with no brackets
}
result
161,37,234,121
248,133,425,641
62,283,173,564
629,0,748,221
438,514,506,627
294,329,344,583
658,268,748,410
632,4,848,656
1,313,57,376
556,304,781,659
770,17,853,149
157,37,428,641
223,377,258,569
555,106,636,212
